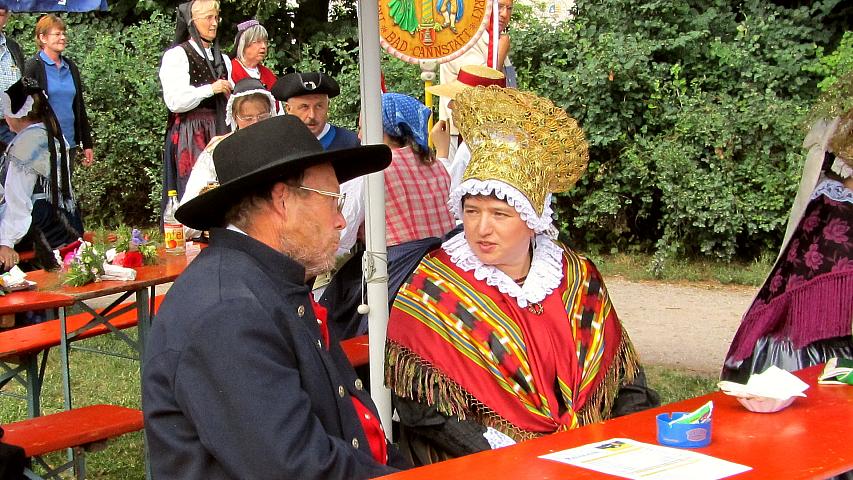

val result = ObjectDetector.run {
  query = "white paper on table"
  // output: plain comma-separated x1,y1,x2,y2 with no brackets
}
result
100,263,137,281
718,365,809,400
539,438,751,480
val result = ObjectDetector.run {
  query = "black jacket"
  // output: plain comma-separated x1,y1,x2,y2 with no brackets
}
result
24,52,93,150
142,228,407,479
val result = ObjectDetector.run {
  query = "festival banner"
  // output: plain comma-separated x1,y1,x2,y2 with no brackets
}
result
379,0,491,64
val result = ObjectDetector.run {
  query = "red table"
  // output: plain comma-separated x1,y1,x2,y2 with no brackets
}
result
380,365,853,480
24,252,191,410
0,291,75,316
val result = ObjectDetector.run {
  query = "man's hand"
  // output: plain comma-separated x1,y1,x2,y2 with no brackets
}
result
82,148,94,166
0,245,19,271
212,79,232,96
431,120,451,159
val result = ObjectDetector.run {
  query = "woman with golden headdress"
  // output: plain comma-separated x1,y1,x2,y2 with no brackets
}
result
385,87,658,465
722,74,853,382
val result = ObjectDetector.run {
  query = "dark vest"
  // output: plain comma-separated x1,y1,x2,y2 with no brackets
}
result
180,42,219,111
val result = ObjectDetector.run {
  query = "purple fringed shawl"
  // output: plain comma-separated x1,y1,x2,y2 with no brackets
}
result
726,180,853,363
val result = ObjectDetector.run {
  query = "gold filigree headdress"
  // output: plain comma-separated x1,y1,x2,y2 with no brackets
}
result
451,86,589,228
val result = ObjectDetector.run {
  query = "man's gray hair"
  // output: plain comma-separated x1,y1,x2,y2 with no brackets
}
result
221,171,304,230
237,24,268,63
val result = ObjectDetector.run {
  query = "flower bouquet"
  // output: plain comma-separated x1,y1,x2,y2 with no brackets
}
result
63,242,107,287
111,228,157,268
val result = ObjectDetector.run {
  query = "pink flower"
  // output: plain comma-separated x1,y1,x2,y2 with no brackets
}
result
804,242,823,270
822,218,850,244
787,274,805,290
62,251,76,269
832,257,853,273
802,211,821,232
769,272,784,293
786,239,800,263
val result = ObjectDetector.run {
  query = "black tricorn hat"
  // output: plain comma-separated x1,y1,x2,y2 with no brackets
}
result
271,72,340,101
176,115,390,230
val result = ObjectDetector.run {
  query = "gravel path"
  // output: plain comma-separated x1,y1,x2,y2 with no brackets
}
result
605,276,758,375
91,276,758,376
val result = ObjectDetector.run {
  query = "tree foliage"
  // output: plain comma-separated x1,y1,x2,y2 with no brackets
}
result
511,0,844,261
3,0,849,261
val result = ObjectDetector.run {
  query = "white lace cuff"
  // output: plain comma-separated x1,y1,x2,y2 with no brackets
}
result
442,232,564,308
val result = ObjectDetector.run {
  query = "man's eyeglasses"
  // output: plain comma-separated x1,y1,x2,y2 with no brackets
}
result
235,112,272,123
298,186,346,212
46,31,67,38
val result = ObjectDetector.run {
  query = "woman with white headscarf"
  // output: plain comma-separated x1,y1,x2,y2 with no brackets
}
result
0,77,81,270
722,73,853,383
179,77,276,240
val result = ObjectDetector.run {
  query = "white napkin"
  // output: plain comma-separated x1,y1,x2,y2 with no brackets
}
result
1,265,27,285
100,263,137,281
718,366,809,400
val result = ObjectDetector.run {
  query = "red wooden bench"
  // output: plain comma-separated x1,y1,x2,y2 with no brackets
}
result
341,334,369,367
0,295,164,416
2,404,143,479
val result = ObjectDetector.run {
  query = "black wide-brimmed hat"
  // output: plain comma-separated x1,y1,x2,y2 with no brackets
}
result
271,72,340,101
176,115,390,230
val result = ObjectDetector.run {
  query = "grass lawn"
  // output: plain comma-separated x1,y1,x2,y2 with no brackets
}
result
1,329,718,479
591,252,773,287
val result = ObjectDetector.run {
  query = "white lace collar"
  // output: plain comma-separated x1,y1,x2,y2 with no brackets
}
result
441,232,564,308
812,178,853,204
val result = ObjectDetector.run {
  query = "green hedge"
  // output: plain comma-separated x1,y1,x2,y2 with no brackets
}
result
6,1,849,260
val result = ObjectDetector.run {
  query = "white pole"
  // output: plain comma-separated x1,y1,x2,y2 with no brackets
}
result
356,0,393,437
491,0,499,67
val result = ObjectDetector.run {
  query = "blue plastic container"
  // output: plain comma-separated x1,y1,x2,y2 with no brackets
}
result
655,412,712,448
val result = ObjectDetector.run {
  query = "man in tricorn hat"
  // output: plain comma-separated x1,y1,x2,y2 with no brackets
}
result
272,71,360,150
142,115,408,479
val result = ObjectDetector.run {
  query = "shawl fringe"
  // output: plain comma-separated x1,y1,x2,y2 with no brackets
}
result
386,340,536,442
728,270,853,363
386,332,641,440
577,327,640,426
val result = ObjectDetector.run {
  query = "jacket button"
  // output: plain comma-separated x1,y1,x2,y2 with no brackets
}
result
338,386,345,397
354,379,363,390
352,438,359,449
316,339,322,348
297,305,305,317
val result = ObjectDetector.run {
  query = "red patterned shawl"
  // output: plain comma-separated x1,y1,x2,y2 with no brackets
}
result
385,244,639,440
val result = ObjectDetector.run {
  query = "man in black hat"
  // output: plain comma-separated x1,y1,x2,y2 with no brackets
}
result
272,71,360,151
142,115,408,479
